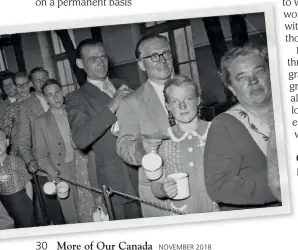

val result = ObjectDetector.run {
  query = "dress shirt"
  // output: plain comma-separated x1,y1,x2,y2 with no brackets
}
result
148,79,168,114
87,77,116,98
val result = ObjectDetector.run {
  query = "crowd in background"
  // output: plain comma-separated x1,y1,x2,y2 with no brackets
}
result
0,35,282,230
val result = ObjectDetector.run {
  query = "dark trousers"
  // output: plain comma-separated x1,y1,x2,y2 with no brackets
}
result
33,175,65,226
113,201,142,220
1,189,35,228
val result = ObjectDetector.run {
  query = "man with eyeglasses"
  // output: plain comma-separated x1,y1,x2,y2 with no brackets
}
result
4,72,32,156
0,71,19,130
65,38,142,220
116,35,175,217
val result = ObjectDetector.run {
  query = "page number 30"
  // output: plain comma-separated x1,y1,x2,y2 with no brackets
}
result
36,241,48,250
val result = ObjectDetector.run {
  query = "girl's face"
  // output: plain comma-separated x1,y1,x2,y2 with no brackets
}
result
165,84,199,124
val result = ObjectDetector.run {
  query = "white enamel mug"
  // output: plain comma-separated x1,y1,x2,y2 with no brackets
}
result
43,181,57,196
56,182,69,199
141,152,163,180
168,172,190,200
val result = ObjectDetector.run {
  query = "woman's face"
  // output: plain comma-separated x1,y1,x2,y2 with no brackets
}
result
165,84,199,124
228,53,271,108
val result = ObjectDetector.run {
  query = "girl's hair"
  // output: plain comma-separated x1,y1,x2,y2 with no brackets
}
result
163,75,201,103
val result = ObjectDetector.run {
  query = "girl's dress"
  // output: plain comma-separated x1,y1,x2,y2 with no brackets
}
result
148,122,218,217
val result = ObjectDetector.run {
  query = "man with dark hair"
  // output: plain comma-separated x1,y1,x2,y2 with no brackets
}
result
116,35,175,217
65,39,142,220
0,71,19,129
18,67,65,225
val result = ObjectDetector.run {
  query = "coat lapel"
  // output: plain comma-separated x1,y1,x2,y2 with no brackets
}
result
31,94,46,117
82,81,112,112
142,81,169,131
45,110,64,146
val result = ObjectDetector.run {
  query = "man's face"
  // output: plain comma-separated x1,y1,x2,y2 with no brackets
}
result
15,76,31,98
2,78,17,98
78,44,108,80
31,71,49,94
228,53,272,107
44,84,64,109
138,38,174,83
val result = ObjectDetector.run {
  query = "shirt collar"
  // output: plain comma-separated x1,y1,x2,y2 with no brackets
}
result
87,77,110,85
148,79,165,90
8,97,17,103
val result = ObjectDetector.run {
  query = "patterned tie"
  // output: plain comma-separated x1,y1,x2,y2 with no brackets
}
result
168,110,176,127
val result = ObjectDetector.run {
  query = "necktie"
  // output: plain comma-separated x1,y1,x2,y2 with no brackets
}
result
168,110,176,127
102,82,114,98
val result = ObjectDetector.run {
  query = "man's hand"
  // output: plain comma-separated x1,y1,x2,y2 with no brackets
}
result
163,177,178,199
107,85,133,114
143,138,162,153
27,160,38,174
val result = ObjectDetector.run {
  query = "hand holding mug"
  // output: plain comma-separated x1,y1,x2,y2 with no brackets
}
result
163,177,178,199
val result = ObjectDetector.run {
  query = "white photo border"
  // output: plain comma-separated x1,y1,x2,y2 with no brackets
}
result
0,2,291,240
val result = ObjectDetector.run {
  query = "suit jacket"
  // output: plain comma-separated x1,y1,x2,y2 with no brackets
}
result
116,81,170,216
34,109,80,223
18,94,45,167
0,98,12,130
65,79,138,205
204,113,278,211
34,109,72,175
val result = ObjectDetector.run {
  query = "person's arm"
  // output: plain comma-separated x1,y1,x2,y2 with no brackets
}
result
116,97,146,166
18,104,34,165
65,92,117,150
33,118,59,179
204,115,276,205
14,156,34,199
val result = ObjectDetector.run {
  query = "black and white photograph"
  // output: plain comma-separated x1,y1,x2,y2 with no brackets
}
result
0,4,290,239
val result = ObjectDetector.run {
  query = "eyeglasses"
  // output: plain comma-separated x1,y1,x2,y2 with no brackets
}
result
16,82,29,89
140,51,172,63
88,54,108,64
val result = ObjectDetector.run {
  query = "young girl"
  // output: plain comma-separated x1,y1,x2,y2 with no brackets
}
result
0,129,35,228
149,75,216,216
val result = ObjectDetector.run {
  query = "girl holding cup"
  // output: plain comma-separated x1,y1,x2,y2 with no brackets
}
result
149,75,216,216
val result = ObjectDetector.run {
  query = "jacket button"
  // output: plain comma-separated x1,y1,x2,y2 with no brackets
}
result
58,142,61,145
58,153,61,156
57,163,61,166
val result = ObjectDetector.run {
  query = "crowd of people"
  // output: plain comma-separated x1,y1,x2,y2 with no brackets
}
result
0,35,282,230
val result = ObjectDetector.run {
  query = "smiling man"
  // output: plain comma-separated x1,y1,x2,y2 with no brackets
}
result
116,35,175,217
65,39,141,220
